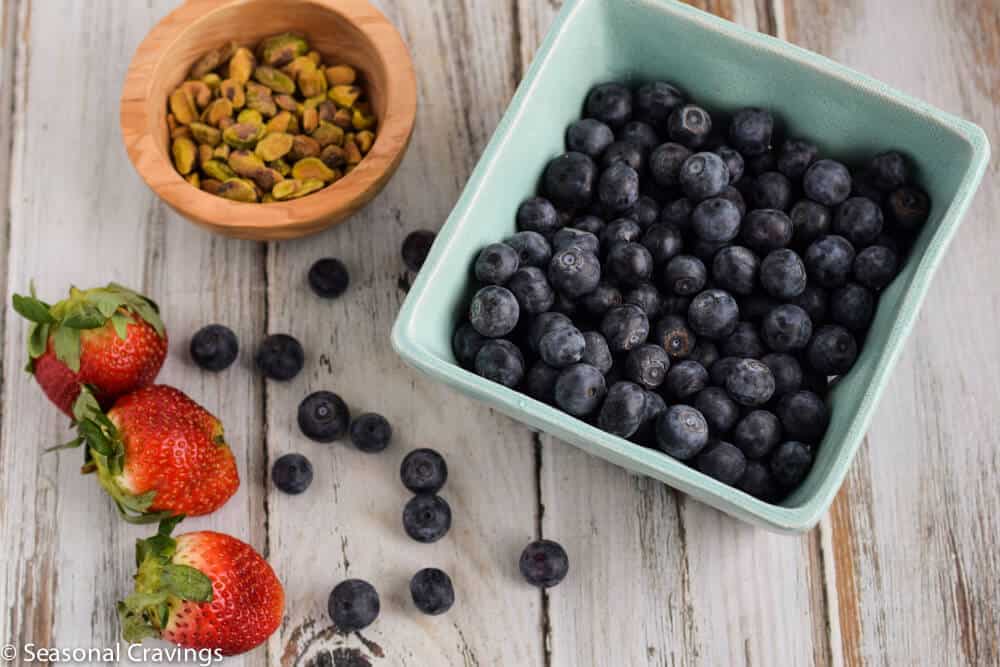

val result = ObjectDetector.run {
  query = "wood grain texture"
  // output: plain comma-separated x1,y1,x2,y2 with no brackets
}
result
783,0,1000,664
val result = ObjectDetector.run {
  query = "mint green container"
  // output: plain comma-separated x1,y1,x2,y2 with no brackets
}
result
391,0,989,532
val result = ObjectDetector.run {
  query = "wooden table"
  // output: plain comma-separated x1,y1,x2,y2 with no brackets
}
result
0,1,996,665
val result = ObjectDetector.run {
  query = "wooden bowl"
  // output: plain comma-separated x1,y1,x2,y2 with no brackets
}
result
121,0,417,240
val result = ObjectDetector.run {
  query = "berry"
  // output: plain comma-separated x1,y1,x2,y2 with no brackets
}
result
598,163,640,213
272,453,313,494
776,139,818,180
709,356,741,387
729,108,774,156
520,540,570,588
694,386,740,433
554,363,607,417
739,294,780,321
624,344,671,389
600,218,643,247
790,200,832,246
650,142,692,187
688,341,719,369
619,121,660,153
298,391,350,442
687,289,739,339
516,197,560,235
403,494,452,543
410,568,455,615
475,339,525,387
833,197,884,246
656,404,710,460
469,285,520,337
636,81,685,128
256,334,304,380
663,359,709,400
790,285,829,324
452,323,486,369
776,391,829,442
696,440,747,485
805,235,856,288
713,146,745,183
598,381,647,437
830,283,875,331
529,312,574,351
524,361,560,403
402,231,436,272
601,140,644,172
691,238,729,262
761,353,803,397
751,172,793,211
507,267,555,315
719,185,748,216
742,209,793,254
309,258,350,298
720,321,765,358
600,304,649,352
581,331,613,374
553,227,600,255
854,245,899,290
712,246,759,295
733,410,781,459
762,304,813,352
807,324,858,375
668,104,712,148
867,151,908,191
770,441,814,487
606,242,654,287
543,152,597,210
759,249,807,300
652,314,697,360
580,283,623,317
679,152,729,200
566,118,615,158
400,448,448,493
329,579,380,632
660,197,693,229
539,326,586,368
475,243,520,285
625,195,661,229
548,246,602,297
803,159,852,206
586,82,633,128
190,324,239,372
725,358,775,406
505,231,552,269
350,413,392,453
664,255,707,296
661,294,692,317
740,461,780,501
624,283,664,319
747,150,777,176
692,197,741,243
887,186,930,232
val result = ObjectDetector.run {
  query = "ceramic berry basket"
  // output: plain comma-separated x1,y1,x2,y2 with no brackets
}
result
391,0,989,531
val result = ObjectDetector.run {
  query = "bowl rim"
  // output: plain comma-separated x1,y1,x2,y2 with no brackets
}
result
391,0,991,532
120,0,417,240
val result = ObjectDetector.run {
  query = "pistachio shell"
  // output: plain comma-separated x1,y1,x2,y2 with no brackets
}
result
317,100,337,123
289,135,321,161
222,122,262,149
352,109,376,131
169,88,198,125
228,149,266,177
197,143,214,166
258,33,309,67
324,65,357,86
245,82,277,117
201,73,222,90
254,66,296,95
171,137,197,175
265,111,293,135
190,121,222,147
228,47,256,84
298,67,328,98
332,108,353,129
255,132,294,161
217,178,259,202
170,125,192,140
190,41,237,79
328,85,361,108
311,121,344,148
301,108,318,134
320,144,347,170
219,79,246,109
186,172,201,188
344,138,362,165
203,98,233,126
213,144,231,160
237,108,264,128
356,130,375,154
181,80,212,108
269,158,291,176
284,56,316,80
291,156,336,182
274,94,297,112
306,50,322,65
202,158,236,181
202,178,223,195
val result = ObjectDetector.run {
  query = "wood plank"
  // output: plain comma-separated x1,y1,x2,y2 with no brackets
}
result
782,0,1000,664
263,1,544,665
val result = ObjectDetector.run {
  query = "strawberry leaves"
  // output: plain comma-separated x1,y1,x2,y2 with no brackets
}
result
12,294,55,323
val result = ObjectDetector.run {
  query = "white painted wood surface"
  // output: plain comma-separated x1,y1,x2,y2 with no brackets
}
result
0,1,996,666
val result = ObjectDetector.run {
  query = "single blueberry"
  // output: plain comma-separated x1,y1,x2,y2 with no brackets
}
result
581,331,614,374
256,334,305,381
679,152,730,201
619,121,660,153
688,341,720,369
624,283,664,320
733,410,782,459
641,223,684,266
601,140,644,172
759,249,808,300
400,448,448,493
718,185,748,217
694,386,740,433
566,118,615,158
586,82,633,129
649,142,693,187
789,200,832,246
329,579,380,632
190,324,239,372
712,246,759,296
713,146,745,183
580,283,623,318
350,413,392,453
830,282,875,331
776,139,818,181
598,381,648,437
805,235,856,288
776,391,830,442
548,246,602,298
552,228,600,255
516,197,560,235
656,404,710,460
740,460,780,501
806,324,858,375
402,231,437,273
505,231,552,269
410,568,455,616
741,209,793,254
539,325,586,368
720,321,766,358
403,494,452,543
605,242,654,287
887,185,930,233
661,294,692,317
524,361,560,403
598,163,641,213
475,339,525,387
668,104,713,148
770,441,814,488
636,81,686,128
543,152,597,210
663,359,709,400
520,539,570,588
664,255,707,296
789,286,828,325
696,440,747,485
660,198,694,231
469,285,520,337
573,214,606,237
687,289,740,339
761,303,813,352
506,267,555,315
750,171,793,211
652,314,697,360
272,453,314,494
833,197,884,246
725,358,775,407
761,353,804,398
475,243,520,285
309,258,351,298
854,245,899,290
867,151,909,191
554,363,607,417
709,356,742,387
624,195,661,229
691,197,742,243
529,311,574,352
729,108,774,156
600,304,650,352
803,159,852,206
624,344,671,390
852,169,886,204
453,323,487,369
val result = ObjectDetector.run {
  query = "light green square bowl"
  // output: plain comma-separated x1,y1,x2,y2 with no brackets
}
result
391,0,990,532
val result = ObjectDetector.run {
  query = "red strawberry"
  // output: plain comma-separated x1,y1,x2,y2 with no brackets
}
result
118,518,284,656
13,283,168,416
69,385,239,522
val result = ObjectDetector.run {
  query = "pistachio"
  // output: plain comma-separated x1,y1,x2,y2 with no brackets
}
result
269,158,291,176
245,82,277,117
255,132,294,161
324,65,357,87
186,172,201,188
228,47,256,84
320,144,347,170
202,178,223,195
171,137,198,175
250,167,284,191
181,80,212,108
352,108,376,131
213,144,231,160
332,108,353,129
170,125,192,140
291,156,336,182
271,179,301,201
219,79,246,109
286,114,301,134
354,100,372,115
190,41,237,79
356,130,375,154
317,100,337,123
254,66,296,95
167,113,179,134
218,117,235,130
284,56,316,80
202,158,236,181
301,107,319,134
217,178,259,203
311,121,344,148
201,72,222,90
265,110,294,135
258,32,309,68
197,143,214,166
222,122,263,149
328,85,362,109
262,193,276,203
289,135,321,161
303,95,326,111
306,50,322,65
274,94,297,112
203,98,233,126
228,149,266,177
297,178,328,196
344,137,362,165
237,108,264,128
169,88,198,125
190,121,222,147
298,67,328,98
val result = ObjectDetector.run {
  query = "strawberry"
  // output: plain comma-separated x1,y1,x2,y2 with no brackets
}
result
68,385,239,522
12,282,168,417
118,518,284,656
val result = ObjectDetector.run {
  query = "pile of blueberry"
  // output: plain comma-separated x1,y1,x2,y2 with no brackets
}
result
453,81,930,502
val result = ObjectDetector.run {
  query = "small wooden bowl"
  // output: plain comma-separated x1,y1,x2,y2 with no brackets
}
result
121,0,417,240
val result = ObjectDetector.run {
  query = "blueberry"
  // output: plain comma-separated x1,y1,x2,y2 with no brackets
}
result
580,283,623,317
746,151,777,176
851,169,886,204
887,186,930,233
619,121,660,153
762,304,812,352
552,228,600,256
543,152,597,210
505,231,552,269
624,344,671,389
713,146,745,183
516,197,560,235
661,294,692,317
624,283,664,319
636,81,685,128
403,494,452,543
525,361,560,403
649,142,692,187
469,285,520,337
573,215,606,236
625,195,661,229
789,200,832,246
739,294,780,322
712,246,759,296
691,197,741,243
687,289,739,339
519,539,570,588
688,340,720,369
656,404,710,460
667,104,713,148
725,358,775,407
742,209,793,254
660,198,693,230
638,225,682,267
400,448,448,493
691,238,729,263
789,286,828,325
539,326,586,368
867,151,909,191
720,321,765,358
190,324,239,372
402,231,437,272
598,381,648,437
719,185,748,217
600,304,649,352
759,249,807,300
709,356,741,387
350,413,392,453
807,324,857,375
761,352,803,397
272,453,313,494
853,245,899,290
554,363,607,416
740,461,780,501
652,314,697,360
585,82,633,129
751,172,793,211
506,267,554,315
664,255,707,296
694,386,740,433
805,235,856,288
598,163,640,213
770,441,814,487
696,440,747,485
329,579,380,632
452,323,486,369
733,410,782,459
830,282,875,331
663,359,709,400
529,312,574,351
581,331,614,374
606,242,654,287
475,243,520,285
679,152,729,201
298,390,350,442
776,139,818,180
601,140,644,172
475,339,525,387
803,159,852,206
776,390,829,443
410,568,455,615
548,246,601,297
256,334,305,380
641,390,668,424
566,118,615,158
309,258,351,298
728,108,774,156
803,371,829,397
833,197,884,246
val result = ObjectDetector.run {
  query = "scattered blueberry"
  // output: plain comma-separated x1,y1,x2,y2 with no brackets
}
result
329,579,380,632
190,324,239,372
692,197,741,243
714,146,745,183
867,151,909,191
298,391,350,442
309,258,350,298
581,331,613,374
656,404,709,460
403,494,452,543
516,197,560,235
580,283,623,317
789,200,832,246
529,312,573,352
619,121,660,153
402,231,437,273
598,162,640,213
272,453,313,494
740,461,779,501
688,340,719,369
606,242,654,287
410,568,455,615
600,218,643,247
256,334,305,381
350,413,392,453
400,448,448,494
548,246,602,297
625,195,661,229
624,283,664,319
506,267,554,315
520,540,570,588
789,285,828,324
601,140,644,172
636,81,685,128
660,197,693,230
524,361,560,403
709,356,742,387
